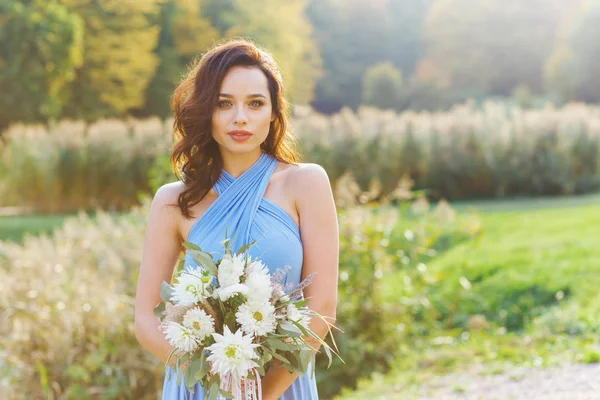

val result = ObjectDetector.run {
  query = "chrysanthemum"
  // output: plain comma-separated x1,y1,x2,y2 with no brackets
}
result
206,326,259,381
244,260,273,305
161,321,200,353
214,283,249,301
182,307,215,342
236,301,277,337
218,253,246,287
171,268,213,306
287,303,312,331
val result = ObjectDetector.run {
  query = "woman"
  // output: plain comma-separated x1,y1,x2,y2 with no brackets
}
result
134,38,339,400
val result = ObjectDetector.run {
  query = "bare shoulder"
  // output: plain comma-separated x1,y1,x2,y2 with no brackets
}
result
148,181,185,234
285,162,333,205
153,180,185,206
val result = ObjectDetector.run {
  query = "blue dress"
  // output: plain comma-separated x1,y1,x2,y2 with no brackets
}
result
162,152,319,399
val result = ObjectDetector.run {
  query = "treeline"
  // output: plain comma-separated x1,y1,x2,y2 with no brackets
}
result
1,0,599,131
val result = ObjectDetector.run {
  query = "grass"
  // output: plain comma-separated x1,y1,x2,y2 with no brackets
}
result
0,210,126,243
337,197,600,400
0,213,73,243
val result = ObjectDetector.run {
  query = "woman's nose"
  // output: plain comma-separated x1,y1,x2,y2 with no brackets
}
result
233,106,248,125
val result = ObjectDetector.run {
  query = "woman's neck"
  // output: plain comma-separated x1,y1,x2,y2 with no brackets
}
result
220,149,263,178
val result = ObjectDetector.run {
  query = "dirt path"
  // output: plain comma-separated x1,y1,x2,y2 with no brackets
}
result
410,363,600,400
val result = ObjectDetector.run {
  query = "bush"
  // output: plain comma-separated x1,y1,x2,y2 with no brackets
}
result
0,199,163,399
0,118,170,213
315,198,481,398
0,192,480,398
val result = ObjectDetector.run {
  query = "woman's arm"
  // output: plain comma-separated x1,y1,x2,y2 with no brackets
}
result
261,164,339,400
134,182,185,366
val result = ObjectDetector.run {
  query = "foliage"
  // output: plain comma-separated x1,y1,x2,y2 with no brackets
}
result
0,203,160,399
136,0,220,119
0,0,83,132
0,190,479,398
224,0,322,105
545,0,600,103
0,118,170,213
315,198,481,398
59,0,162,121
336,200,600,399
5,102,600,213
362,62,404,110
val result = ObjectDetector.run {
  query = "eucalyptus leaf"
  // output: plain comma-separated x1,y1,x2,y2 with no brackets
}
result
153,301,165,318
266,347,291,364
182,241,202,251
218,389,234,399
160,281,174,303
278,321,303,337
267,337,297,351
300,350,313,374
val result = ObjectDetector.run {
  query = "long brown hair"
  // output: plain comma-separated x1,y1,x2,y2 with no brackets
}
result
170,38,300,218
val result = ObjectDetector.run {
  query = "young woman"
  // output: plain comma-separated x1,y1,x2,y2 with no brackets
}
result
134,38,339,400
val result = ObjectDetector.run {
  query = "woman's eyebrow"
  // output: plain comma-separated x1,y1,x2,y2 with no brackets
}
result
218,93,267,99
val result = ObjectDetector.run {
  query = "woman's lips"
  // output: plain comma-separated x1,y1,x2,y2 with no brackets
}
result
228,131,252,142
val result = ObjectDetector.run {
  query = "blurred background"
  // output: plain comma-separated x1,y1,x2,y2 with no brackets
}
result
2,0,600,399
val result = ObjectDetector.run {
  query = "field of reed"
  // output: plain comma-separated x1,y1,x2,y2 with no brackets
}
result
2,101,600,214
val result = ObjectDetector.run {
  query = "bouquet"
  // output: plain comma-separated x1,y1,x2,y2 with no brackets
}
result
154,237,339,400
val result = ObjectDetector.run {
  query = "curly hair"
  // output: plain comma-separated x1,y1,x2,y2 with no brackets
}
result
170,38,300,218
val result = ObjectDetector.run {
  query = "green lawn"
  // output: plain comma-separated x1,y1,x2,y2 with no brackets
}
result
0,213,72,242
338,198,600,399
0,211,125,243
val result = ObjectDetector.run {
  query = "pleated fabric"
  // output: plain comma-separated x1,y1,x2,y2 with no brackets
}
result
162,152,319,400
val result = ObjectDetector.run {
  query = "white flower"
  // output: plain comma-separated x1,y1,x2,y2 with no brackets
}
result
218,253,246,287
171,269,213,306
214,283,249,301
244,260,273,305
206,326,259,381
236,301,277,337
276,289,290,304
287,304,312,331
182,307,215,342
161,321,200,353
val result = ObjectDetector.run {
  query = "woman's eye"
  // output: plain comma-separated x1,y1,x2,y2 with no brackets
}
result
218,100,231,108
250,100,263,107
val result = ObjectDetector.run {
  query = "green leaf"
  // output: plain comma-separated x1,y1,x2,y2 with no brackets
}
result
278,321,303,337
236,240,256,255
293,299,309,308
160,281,174,302
224,310,237,332
182,241,202,251
290,319,310,337
153,301,166,318
194,350,209,381
267,337,297,351
187,249,218,276
208,374,220,400
300,350,313,374
218,389,234,399
265,347,291,364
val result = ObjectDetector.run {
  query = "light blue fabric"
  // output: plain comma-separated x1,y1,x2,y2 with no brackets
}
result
162,152,319,400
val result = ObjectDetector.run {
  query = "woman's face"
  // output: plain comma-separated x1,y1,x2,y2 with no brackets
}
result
212,65,275,157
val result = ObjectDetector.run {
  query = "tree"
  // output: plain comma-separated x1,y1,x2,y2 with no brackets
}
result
0,0,82,132
362,62,404,110
423,0,568,96
59,0,162,121
138,0,220,119
545,0,600,103
225,0,322,105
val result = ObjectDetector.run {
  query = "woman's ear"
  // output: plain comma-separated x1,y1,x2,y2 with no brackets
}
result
271,111,276,122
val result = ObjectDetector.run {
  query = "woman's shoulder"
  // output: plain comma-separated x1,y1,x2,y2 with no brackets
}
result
284,162,332,201
152,180,185,206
